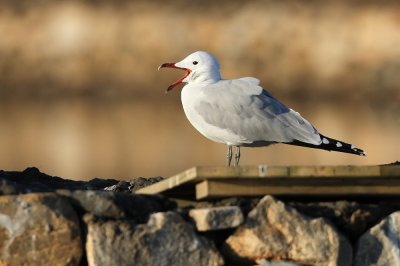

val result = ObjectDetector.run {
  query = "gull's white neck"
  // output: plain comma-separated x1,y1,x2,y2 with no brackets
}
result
187,68,221,85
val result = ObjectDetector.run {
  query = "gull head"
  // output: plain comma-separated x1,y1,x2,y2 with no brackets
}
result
158,51,221,93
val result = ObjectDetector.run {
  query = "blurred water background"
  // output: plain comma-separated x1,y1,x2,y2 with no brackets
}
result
0,0,399,180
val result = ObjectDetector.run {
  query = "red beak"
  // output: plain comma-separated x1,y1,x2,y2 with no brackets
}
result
158,63,191,93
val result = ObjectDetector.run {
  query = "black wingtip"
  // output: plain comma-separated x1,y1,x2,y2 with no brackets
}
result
288,134,366,156
319,134,367,156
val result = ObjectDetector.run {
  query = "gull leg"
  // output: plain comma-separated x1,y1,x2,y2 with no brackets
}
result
226,145,232,166
234,146,241,166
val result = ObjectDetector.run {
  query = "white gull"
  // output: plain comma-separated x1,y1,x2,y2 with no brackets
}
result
159,51,366,166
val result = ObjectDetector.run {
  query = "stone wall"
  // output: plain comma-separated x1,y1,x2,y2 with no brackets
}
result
1,167,400,265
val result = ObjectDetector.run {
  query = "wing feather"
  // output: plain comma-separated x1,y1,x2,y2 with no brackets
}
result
195,79,321,145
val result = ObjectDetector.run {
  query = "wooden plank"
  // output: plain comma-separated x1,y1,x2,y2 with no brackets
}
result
136,167,198,194
196,179,400,200
288,165,381,177
136,165,289,195
381,165,400,176
136,165,400,198
195,165,383,178
195,165,289,178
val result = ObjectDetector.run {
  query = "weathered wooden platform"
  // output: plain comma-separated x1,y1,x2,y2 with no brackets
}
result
136,165,400,200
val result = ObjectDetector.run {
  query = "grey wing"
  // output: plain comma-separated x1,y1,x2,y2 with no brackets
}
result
196,79,322,145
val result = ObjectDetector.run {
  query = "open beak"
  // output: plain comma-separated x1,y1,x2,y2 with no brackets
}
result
158,63,191,93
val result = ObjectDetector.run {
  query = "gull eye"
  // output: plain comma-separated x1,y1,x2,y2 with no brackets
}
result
192,61,198,65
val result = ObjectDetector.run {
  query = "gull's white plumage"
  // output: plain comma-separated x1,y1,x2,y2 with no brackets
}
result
160,51,365,166
181,77,321,146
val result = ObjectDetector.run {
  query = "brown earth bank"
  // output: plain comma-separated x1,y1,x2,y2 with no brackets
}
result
1,166,400,265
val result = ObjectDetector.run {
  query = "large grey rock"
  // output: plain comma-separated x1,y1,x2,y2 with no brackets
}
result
222,195,352,266
58,190,175,222
0,193,82,266
85,211,224,266
189,206,244,231
289,200,395,242
355,211,400,266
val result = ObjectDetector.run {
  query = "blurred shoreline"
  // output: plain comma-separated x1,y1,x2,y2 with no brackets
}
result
0,98,397,180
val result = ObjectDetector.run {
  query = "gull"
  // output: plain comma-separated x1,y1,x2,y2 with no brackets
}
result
159,51,366,166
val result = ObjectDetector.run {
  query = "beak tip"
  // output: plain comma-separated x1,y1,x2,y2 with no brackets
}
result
165,86,173,94
158,63,174,71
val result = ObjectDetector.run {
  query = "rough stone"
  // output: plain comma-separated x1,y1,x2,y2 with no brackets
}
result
103,177,164,192
0,167,87,192
0,178,19,195
0,167,164,193
194,197,261,216
0,193,82,266
289,201,394,242
58,190,175,222
257,259,301,266
128,176,164,192
189,206,244,231
222,195,352,266
103,181,131,192
85,211,224,266
354,211,400,266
